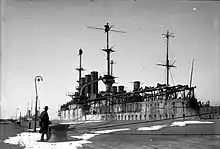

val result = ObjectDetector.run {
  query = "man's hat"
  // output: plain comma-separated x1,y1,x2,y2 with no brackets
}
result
44,106,49,110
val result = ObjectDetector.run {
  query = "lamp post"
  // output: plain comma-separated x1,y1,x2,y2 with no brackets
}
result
34,76,43,132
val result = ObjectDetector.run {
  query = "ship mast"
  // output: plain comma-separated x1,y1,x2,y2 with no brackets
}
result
157,30,175,86
87,23,125,92
105,23,112,76
76,49,85,91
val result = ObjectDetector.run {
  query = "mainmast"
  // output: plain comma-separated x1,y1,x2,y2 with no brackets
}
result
157,30,176,86
87,23,125,92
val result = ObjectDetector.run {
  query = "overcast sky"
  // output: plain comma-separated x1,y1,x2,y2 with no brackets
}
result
1,0,220,119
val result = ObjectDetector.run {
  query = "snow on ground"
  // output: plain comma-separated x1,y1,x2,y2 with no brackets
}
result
93,128,130,134
4,128,130,149
170,121,214,127
138,120,214,131
138,125,168,131
4,132,91,149
71,133,99,140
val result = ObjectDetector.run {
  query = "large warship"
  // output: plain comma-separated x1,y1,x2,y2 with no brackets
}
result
58,23,219,125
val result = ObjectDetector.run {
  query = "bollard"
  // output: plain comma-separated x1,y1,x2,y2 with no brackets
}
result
47,124,70,142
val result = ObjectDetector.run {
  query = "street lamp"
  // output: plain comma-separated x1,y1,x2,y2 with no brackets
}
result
34,76,43,132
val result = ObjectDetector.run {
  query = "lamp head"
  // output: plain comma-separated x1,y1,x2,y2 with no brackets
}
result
36,76,43,82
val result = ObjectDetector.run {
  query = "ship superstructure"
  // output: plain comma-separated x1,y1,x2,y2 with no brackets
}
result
59,23,219,122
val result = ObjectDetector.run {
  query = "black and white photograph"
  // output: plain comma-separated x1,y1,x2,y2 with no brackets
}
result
1,0,220,148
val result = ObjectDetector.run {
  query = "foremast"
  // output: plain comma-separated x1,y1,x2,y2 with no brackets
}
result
75,49,85,92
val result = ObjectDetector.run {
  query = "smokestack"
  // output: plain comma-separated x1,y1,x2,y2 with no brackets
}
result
91,71,98,95
85,74,91,96
133,81,140,91
80,77,85,95
111,86,117,94
118,86,124,93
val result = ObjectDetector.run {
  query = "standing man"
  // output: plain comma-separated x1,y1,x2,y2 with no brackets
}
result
39,106,51,141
